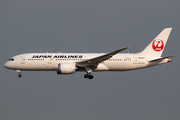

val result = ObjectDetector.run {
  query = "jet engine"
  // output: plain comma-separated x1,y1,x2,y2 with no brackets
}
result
57,63,76,74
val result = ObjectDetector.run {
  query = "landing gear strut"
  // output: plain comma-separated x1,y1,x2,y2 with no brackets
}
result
16,70,22,78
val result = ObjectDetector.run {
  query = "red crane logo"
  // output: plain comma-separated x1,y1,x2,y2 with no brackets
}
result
152,39,164,52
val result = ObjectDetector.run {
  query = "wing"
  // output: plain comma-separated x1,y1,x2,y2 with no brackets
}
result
76,47,128,67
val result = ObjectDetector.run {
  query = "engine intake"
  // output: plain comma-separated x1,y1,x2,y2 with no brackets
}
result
57,63,76,74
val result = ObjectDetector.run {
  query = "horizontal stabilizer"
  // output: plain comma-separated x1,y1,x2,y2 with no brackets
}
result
149,56,174,62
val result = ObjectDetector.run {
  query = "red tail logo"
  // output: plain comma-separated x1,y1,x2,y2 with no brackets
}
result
152,39,164,52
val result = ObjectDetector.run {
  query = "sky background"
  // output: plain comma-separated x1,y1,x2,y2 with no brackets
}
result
0,0,180,120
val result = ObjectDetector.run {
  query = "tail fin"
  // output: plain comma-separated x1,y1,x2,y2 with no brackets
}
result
140,28,172,57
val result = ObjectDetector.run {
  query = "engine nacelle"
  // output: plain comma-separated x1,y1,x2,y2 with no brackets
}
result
57,63,76,74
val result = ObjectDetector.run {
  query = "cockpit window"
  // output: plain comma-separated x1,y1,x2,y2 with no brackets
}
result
8,58,14,61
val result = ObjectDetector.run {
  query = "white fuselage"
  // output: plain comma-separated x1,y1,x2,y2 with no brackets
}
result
4,28,173,79
4,53,168,72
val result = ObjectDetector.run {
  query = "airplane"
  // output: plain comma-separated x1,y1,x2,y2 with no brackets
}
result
4,28,173,79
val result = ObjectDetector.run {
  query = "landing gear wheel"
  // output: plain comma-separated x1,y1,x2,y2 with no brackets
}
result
88,75,94,79
18,74,22,78
84,74,89,79
84,74,94,79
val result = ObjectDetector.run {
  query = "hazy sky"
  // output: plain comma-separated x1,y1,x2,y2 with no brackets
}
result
1,0,180,120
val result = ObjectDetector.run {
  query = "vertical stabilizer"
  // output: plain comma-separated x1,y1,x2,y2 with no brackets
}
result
140,28,172,57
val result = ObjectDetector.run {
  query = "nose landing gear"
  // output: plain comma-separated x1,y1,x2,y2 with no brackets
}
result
18,74,22,78
16,70,22,78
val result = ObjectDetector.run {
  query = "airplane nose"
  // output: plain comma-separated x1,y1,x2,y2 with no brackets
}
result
4,62,10,69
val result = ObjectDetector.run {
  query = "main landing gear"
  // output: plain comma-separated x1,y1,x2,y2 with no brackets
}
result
84,74,94,79
84,66,94,79
16,70,22,78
